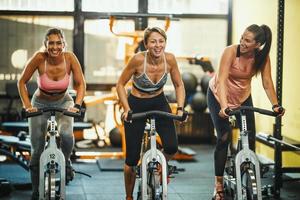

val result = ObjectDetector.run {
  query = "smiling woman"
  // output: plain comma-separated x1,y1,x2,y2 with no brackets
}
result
17,27,86,200
116,27,186,200
206,24,285,200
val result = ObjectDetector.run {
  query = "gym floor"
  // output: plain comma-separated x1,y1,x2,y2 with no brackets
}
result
0,144,299,200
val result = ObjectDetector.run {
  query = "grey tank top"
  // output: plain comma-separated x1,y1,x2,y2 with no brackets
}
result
133,51,168,94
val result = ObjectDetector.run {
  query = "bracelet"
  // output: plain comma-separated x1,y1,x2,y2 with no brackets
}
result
272,104,280,110
74,104,81,109
177,106,183,111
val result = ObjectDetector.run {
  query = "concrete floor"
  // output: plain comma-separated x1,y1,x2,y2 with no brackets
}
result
0,144,299,200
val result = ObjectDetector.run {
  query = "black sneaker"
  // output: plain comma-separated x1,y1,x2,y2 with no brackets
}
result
66,165,75,184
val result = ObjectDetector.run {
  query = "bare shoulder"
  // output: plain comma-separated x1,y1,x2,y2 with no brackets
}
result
34,51,46,60
133,52,145,63
164,52,177,66
164,52,176,60
30,51,46,66
64,51,77,61
224,44,238,55
128,52,145,67
222,45,237,58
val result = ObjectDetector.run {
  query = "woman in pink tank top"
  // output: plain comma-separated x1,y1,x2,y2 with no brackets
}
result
17,28,86,200
208,24,285,200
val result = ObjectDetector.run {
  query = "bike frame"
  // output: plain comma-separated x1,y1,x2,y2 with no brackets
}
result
39,112,66,200
22,107,83,200
141,117,168,200
224,106,279,200
129,110,187,200
234,112,262,200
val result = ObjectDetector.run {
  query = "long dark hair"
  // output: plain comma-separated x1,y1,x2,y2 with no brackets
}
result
246,24,272,74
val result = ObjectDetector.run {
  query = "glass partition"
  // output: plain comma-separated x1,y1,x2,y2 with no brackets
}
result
82,0,138,12
84,19,135,84
148,18,227,74
0,0,74,11
148,0,228,14
0,16,73,92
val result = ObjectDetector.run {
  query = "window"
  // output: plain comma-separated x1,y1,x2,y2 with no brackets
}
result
148,0,228,14
84,19,135,84
82,0,138,12
0,0,74,11
148,18,227,76
0,16,73,92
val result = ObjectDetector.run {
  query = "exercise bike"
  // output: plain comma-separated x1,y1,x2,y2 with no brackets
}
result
223,106,280,200
22,107,84,200
127,110,187,200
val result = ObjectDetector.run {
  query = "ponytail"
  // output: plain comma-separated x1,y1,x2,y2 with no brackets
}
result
246,24,272,74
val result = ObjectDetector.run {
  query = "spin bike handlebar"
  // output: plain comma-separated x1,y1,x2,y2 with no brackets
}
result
225,106,282,117
21,106,85,119
127,110,188,122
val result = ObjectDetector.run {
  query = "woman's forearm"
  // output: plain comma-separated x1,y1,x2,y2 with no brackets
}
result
17,80,32,108
116,84,130,111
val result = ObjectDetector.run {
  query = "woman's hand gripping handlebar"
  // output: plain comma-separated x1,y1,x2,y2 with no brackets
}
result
126,110,188,122
21,106,85,119
224,106,284,117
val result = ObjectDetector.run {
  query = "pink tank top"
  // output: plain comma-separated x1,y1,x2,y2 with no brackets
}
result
209,47,255,108
37,55,70,93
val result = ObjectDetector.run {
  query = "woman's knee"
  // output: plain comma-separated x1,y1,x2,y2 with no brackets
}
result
215,133,230,151
125,157,139,167
125,147,140,167
59,123,74,145
30,146,44,165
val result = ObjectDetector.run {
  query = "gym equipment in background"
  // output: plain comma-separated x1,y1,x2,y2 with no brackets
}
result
0,81,37,122
188,55,215,74
109,127,122,147
190,91,207,113
200,74,212,94
181,72,198,96
256,133,300,198
0,134,31,171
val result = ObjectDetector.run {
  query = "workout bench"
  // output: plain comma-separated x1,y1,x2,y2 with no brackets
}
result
0,121,93,170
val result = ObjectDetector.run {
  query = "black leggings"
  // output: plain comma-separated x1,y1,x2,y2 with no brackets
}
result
207,88,256,176
124,92,178,166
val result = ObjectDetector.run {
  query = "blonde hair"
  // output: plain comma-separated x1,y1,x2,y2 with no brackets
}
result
143,27,167,45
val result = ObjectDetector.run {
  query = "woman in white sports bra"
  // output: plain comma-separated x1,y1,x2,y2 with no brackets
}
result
116,27,186,200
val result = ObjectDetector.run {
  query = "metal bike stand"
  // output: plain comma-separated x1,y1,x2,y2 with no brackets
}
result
141,118,168,200
235,112,262,200
223,107,279,200
39,114,66,200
